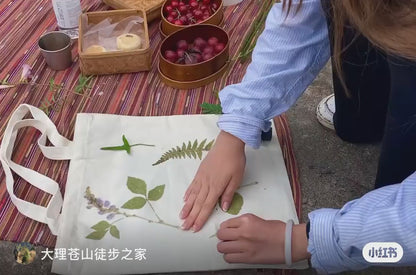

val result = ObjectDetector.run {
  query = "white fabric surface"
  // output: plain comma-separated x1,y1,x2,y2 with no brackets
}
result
1,105,307,274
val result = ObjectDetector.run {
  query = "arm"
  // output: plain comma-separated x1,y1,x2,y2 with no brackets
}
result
308,171,416,273
181,0,330,232
219,0,330,148
217,172,416,273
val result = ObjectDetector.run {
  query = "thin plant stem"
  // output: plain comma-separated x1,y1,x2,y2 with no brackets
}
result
130,143,155,147
147,200,163,222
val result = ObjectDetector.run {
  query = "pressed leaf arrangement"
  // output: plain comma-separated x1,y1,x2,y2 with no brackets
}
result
85,176,180,240
101,135,155,154
152,139,215,166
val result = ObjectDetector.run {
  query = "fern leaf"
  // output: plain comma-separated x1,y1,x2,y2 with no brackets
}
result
205,139,215,150
197,139,207,151
152,139,215,166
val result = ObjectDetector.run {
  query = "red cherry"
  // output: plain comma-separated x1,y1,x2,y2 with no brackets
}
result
202,52,214,61
167,15,175,23
208,36,219,46
189,0,198,9
179,15,188,24
195,53,203,63
211,3,218,10
171,1,179,8
179,1,185,6
177,49,185,58
179,5,188,13
174,19,184,25
193,37,207,49
203,0,210,4
165,50,178,63
169,10,178,18
164,5,173,14
203,46,214,55
176,40,188,50
202,14,210,20
193,9,203,19
214,42,225,53
200,4,208,11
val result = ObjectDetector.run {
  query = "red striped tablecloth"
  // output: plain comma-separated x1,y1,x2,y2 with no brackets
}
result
0,0,301,253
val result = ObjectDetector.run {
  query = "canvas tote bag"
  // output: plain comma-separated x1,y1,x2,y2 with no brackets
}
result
0,104,308,274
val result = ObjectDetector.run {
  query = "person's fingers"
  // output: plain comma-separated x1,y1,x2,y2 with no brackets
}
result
181,183,208,230
219,215,243,230
191,190,220,232
223,252,249,263
217,240,246,254
183,180,201,202
220,178,241,211
216,228,240,241
180,182,201,219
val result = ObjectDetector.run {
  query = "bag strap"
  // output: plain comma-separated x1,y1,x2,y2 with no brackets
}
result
0,104,74,235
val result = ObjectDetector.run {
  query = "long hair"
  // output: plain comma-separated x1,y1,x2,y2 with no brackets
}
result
283,0,416,91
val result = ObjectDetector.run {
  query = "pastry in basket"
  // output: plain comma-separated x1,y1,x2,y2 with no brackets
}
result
116,33,142,50
84,45,106,54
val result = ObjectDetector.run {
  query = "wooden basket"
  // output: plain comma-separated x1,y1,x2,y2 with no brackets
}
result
78,9,151,75
102,0,164,22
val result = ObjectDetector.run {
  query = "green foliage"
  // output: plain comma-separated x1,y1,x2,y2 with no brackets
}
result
101,135,154,154
226,192,244,215
74,75,93,95
200,102,222,114
127,177,147,195
152,138,215,166
86,220,112,240
121,197,147,209
148,185,165,201
91,221,111,231
110,225,120,239
238,0,274,62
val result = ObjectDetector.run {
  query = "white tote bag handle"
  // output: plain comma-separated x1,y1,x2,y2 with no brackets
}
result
0,104,74,235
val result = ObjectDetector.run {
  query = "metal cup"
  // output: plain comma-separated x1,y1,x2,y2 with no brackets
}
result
38,31,72,70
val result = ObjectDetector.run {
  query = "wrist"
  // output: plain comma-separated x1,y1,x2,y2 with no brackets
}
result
218,130,245,150
291,223,311,262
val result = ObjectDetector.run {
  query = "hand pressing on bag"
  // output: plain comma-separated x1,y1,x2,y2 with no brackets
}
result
217,214,310,264
180,130,246,232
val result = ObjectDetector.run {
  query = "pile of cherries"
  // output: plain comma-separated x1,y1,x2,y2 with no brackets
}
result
163,0,219,26
164,37,225,64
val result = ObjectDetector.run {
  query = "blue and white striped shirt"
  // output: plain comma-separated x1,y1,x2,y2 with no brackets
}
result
217,0,416,273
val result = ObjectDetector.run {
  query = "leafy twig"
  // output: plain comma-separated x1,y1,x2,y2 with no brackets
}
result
237,0,274,62
100,135,155,154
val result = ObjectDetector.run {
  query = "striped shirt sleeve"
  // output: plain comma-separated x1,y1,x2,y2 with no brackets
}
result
218,0,330,148
308,172,416,274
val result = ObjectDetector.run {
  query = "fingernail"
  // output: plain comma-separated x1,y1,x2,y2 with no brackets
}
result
191,225,197,232
179,210,184,219
181,222,187,230
222,202,230,211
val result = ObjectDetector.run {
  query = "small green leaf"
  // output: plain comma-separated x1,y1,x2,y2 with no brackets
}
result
91,221,111,231
100,145,127,151
192,139,198,150
226,192,244,215
205,139,215,150
86,230,107,240
122,135,131,154
197,139,207,151
148,185,165,201
127,177,146,195
110,226,120,239
121,197,147,209
200,102,222,114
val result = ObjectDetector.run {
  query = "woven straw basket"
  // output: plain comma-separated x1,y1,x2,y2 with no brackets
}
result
102,0,164,22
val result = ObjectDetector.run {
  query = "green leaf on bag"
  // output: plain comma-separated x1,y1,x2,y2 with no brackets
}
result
86,230,108,240
148,185,165,201
91,220,111,231
122,135,131,154
110,225,120,239
226,192,244,215
121,197,147,209
127,177,147,196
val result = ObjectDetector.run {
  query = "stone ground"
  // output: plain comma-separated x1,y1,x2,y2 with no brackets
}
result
1,63,415,274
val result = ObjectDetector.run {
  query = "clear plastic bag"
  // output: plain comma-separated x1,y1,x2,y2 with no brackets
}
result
82,15,145,53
